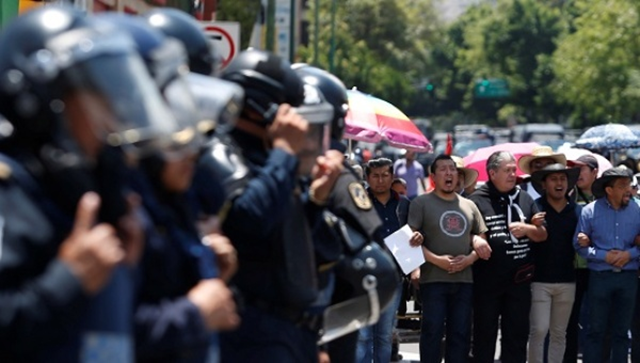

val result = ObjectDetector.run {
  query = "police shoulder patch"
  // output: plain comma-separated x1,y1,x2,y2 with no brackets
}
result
348,182,372,210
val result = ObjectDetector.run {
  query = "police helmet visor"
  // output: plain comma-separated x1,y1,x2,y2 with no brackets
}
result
185,73,244,136
44,27,183,156
294,84,333,176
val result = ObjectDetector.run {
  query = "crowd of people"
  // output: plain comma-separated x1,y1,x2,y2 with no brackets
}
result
349,145,640,363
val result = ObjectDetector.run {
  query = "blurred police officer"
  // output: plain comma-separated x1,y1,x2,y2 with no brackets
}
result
95,13,240,362
215,49,332,362
294,65,401,362
0,6,184,362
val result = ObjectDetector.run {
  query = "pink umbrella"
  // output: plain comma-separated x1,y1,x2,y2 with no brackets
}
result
463,142,540,182
344,90,432,152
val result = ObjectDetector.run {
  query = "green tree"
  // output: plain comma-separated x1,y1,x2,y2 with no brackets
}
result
216,0,261,49
451,0,566,124
551,0,640,126
298,0,441,111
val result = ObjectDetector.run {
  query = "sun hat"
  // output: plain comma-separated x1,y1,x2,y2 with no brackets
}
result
518,146,567,175
591,167,633,198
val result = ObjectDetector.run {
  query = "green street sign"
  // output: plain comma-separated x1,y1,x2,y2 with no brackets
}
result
474,78,510,99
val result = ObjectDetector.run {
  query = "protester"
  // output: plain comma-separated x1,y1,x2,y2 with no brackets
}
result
528,164,581,363
469,151,547,363
574,167,640,363
392,177,408,196
358,157,423,363
518,146,567,200
394,150,426,200
451,155,479,197
408,154,488,363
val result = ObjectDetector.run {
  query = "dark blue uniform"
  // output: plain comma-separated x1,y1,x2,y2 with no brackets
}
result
130,170,220,363
219,130,319,363
0,152,134,362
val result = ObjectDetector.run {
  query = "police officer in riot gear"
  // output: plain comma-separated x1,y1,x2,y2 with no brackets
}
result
0,6,184,361
95,13,240,362
293,64,401,362
215,49,341,362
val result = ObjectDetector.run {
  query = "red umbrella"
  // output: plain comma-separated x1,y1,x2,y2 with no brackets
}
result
344,90,432,152
462,142,539,182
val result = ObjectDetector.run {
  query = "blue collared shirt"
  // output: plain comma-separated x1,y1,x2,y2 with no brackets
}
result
574,198,640,271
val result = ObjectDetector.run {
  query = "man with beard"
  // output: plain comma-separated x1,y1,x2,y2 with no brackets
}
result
574,167,640,363
468,151,547,363
528,164,581,363
408,154,489,363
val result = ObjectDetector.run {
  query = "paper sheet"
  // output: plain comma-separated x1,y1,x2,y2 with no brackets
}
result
383,224,425,275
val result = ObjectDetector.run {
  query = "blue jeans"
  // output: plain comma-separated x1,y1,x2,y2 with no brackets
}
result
584,270,637,363
356,283,402,363
419,282,472,363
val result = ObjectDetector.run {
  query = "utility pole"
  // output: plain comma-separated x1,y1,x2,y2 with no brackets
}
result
313,0,319,65
329,0,336,72
266,0,275,52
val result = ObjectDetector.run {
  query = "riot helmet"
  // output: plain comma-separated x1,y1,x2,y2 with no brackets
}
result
185,73,244,137
0,6,181,158
95,12,204,159
219,49,305,124
293,64,349,141
143,8,218,76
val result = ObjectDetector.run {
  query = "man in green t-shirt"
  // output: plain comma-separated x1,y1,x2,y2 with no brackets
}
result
408,154,490,362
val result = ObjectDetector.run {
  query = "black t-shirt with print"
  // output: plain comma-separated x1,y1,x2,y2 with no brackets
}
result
469,182,540,286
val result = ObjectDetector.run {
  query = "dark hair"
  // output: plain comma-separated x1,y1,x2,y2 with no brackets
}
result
430,154,454,175
365,158,393,176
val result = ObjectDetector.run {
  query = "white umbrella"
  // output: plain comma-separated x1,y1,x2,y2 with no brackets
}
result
557,146,613,177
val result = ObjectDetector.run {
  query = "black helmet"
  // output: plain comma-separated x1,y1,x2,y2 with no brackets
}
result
143,8,217,76
293,64,349,141
219,49,304,124
0,6,180,155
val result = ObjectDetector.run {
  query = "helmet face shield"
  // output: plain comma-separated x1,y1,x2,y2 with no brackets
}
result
185,73,244,136
295,84,333,177
44,27,185,157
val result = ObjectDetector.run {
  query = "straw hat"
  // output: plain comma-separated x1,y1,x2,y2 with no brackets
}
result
518,146,567,175
451,155,479,189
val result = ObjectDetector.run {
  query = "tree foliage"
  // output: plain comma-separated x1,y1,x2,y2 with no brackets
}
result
551,0,640,126
216,0,640,129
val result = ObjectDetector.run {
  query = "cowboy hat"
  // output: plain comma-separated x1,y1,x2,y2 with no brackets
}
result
451,155,479,189
591,166,633,199
518,146,567,175
530,163,580,195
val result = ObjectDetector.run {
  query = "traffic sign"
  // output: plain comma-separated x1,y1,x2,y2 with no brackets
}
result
474,78,510,99
200,21,240,70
